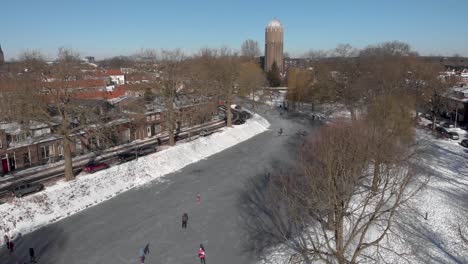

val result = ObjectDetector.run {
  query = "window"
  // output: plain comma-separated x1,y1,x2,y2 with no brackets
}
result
123,129,131,142
58,145,63,156
147,126,151,137
154,124,162,134
23,153,30,166
76,138,82,151
41,146,50,159
155,114,161,120
146,116,151,122
8,155,16,171
151,115,156,121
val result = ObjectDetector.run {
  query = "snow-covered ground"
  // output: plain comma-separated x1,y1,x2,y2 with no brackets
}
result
258,128,468,264
253,90,353,121
0,114,270,242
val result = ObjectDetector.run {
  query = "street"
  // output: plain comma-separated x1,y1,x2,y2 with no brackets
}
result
0,107,320,264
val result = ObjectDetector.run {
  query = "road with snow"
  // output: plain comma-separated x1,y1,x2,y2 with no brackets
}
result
0,106,320,264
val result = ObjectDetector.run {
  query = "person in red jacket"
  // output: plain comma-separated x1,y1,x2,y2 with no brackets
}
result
198,244,206,264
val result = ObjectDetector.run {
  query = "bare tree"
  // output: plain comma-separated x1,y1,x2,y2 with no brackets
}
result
360,41,419,57
159,49,186,146
365,94,414,192
314,58,365,119
407,58,456,129
303,49,329,60
241,39,261,58
10,49,115,181
238,61,266,111
286,68,314,110
195,48,240,127
241,120,421,264
333,44,358,58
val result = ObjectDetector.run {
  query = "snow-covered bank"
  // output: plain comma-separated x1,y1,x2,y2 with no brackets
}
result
0,114,270,240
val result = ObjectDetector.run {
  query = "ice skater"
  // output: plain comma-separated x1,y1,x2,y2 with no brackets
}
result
3,234,9,250
278,128,283,136
139,243,150,263
198,244,206,264
182,213,189,229
196,193,201,204
29,247,36,263
8,240,14,253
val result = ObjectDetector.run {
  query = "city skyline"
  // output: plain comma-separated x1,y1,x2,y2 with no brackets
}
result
1,0,468,60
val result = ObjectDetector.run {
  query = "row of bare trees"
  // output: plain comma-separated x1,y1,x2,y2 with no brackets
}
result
288,41,456,124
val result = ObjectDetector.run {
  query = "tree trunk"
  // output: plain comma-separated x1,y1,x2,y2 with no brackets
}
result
432,115,437,131
335,202,345,264
372,161,380,192
327,203,335,230
168,100,175,146
226,97,232,127
350,107,357,120
63,137,74,181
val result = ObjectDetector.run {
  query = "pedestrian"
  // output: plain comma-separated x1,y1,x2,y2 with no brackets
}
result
278,128,283,136
29,247,36,263
143,243,150,255
198,244,206,264
182,213,189,229
4,234,9,250
139,247,146,264
9,240,14,253
196,194,201,204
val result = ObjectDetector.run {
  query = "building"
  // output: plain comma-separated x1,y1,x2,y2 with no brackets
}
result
107,69,125,85
0,121,62,174
264,18,284,72
84,56,95,63
0,44,4,65
444,85,468,125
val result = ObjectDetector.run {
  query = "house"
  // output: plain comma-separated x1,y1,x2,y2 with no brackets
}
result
107,69,125,85
444,85,468,125
0,121,63,175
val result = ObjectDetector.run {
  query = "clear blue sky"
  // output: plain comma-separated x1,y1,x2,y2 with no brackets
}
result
1,0,467,60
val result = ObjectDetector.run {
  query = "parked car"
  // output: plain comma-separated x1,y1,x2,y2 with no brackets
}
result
436,126,460,140
84,161,109,173
135,145,157,156
442,122,455,128
448,132,459,140
422,112,433,120
199,129,214,137
435,126,448,136
117,151,137,162
11,182,44,198
460,139,468,148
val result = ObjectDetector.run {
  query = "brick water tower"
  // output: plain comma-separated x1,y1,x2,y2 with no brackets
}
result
264,18,284,72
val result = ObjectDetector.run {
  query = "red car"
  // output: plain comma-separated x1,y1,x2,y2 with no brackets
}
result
84,162,109,173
